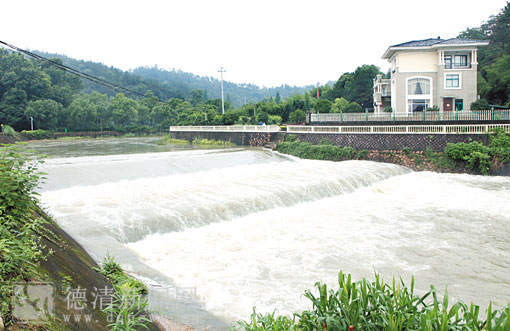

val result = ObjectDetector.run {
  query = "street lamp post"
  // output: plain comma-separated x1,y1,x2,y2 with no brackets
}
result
218,67,226,114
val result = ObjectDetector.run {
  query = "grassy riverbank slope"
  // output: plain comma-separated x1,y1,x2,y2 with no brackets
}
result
0,144,162,330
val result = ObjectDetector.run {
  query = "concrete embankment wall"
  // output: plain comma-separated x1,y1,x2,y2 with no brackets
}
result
171,131,286,147
171,130,488,151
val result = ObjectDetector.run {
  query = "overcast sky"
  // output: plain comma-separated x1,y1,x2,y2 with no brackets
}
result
1,0,507,87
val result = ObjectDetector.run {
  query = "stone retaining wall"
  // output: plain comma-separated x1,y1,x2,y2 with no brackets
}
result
291,133,489,151
171,130,488,151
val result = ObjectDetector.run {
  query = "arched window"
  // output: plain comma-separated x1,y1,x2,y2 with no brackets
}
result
407,77,432,113
408,78,430,95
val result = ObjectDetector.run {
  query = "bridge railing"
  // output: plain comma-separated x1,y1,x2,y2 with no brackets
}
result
287,124,510,134
311,109,510,123
170,125,281,132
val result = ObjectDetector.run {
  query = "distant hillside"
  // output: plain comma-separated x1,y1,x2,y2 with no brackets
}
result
132,66,312,107
34,51,311,106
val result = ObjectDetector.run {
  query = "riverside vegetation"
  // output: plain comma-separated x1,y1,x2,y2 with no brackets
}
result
277,129,510,175
0,144,155,330
2,2,510,134
156,135,236,147
233,271,510,330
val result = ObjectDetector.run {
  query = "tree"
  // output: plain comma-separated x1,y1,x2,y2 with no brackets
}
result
65,94,98,130
0,88,28,130
344,102,363,113
331,97,350,113
275,92,281,104
189,89,205,106
256,111,269,124
327,72,353,101
90,92,110,129
24,99,62,130
347,65,381,110
151,103,173,129
315,98,332,113
109,93,138,127
289,109,306,123
485,55,510,105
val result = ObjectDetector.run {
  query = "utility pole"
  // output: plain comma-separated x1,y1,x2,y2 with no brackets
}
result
218,67,226,114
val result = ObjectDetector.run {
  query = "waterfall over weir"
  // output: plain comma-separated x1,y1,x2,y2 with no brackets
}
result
34,140,510,328
41,152,408,243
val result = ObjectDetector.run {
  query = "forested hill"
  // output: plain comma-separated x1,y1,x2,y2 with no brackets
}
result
34,51,311,107
132,66,312,108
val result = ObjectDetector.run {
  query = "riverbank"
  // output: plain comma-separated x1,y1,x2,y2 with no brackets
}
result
276,131,510,176
0,143,194,331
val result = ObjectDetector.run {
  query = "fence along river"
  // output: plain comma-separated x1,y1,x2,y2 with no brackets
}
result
31,137,510,328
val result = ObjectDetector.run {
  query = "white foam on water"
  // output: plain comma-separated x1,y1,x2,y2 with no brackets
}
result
127,171,510,322
36,145,510,325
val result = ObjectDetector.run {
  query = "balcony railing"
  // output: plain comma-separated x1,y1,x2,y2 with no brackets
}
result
311,109,510,123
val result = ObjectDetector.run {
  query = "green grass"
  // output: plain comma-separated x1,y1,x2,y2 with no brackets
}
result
156,136,190,145
192,137,236,147
277,139,356,161
96,254,147,295
233,271,510,331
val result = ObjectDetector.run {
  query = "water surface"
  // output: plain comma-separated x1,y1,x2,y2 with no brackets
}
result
31,138,510,328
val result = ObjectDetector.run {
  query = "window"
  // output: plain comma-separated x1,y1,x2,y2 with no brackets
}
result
455,99,463,111
408,78,430,95
454,55,468,67
445,55,452,69
407,77,432,113
408,99,430,112
446,74,460,88
444,54,470,69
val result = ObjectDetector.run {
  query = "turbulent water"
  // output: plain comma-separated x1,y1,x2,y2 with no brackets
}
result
33,138,510,329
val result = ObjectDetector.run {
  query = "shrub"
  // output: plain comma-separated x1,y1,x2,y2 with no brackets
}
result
383,106,393,113
192,138,235,147
318,138,333,146
97,255,147,295
344,102,362,113
268,115,282,125
0,145,49,322
2,124,16,136
276,140,355,161
105,282,151,331
234,271,510,331
489,128,510,163
426,105,440,111
21,129,51,140
288,110,306,123
470,99,490,110
156,136,190,145
357,149,368,159
444,141,489,161
284,134,297,142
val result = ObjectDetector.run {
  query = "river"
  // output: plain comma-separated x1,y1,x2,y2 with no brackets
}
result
29,137,510,329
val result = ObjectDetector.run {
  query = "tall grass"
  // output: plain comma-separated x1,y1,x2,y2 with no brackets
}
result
233,271,510,330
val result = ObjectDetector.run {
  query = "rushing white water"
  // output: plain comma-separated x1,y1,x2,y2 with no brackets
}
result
35,139,510,328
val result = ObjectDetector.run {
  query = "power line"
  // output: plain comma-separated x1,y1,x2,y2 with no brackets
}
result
0,40,151,100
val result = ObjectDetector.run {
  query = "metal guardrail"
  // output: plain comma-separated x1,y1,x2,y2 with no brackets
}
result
287,124,510,134
311,109,510,123
170,125,281,132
